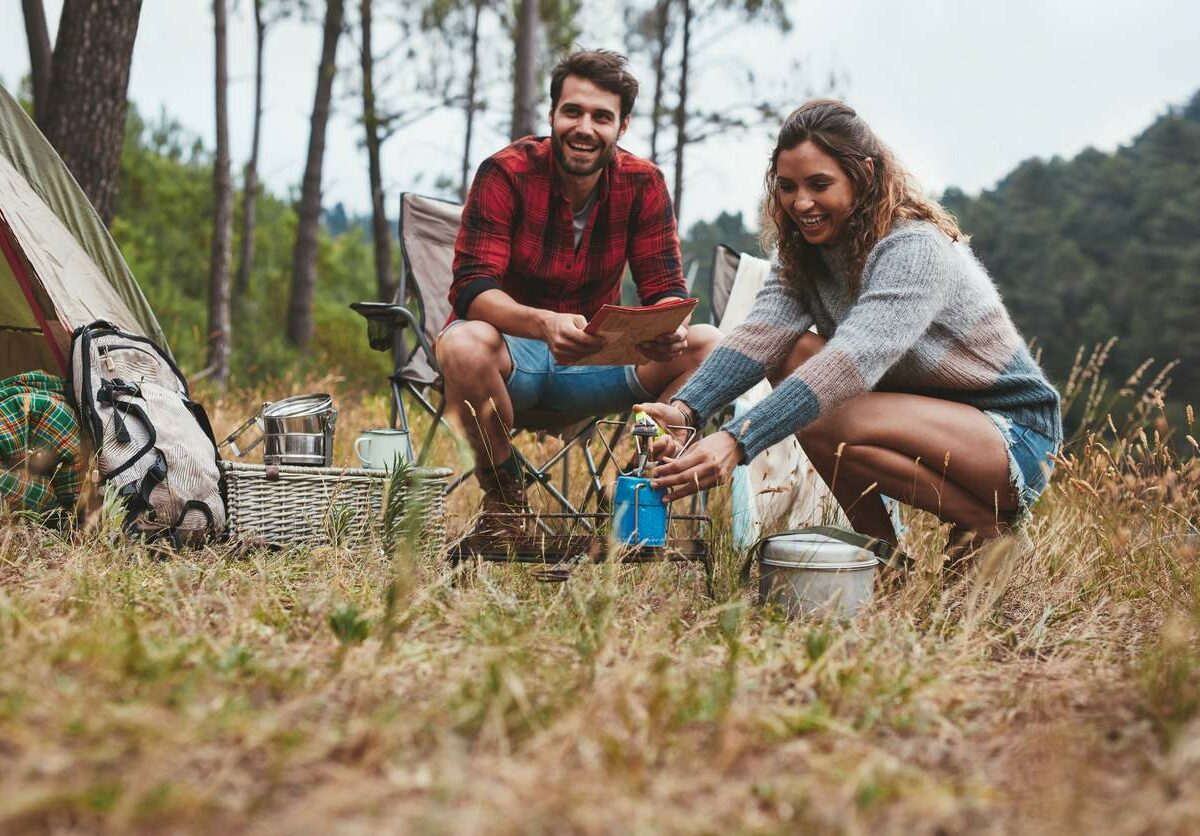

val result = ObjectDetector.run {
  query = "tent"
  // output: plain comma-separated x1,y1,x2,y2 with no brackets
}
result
0,83,168,380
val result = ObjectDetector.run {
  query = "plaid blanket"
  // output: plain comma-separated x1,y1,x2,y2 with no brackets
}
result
0,371,86,515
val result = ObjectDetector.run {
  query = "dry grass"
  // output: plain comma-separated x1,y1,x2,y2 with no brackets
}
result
1,359,1199,834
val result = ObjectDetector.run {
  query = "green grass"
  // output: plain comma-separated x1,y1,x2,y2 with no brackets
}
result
1,379,1198,833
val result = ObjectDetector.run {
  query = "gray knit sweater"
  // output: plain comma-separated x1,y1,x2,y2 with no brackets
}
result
675,221,1063,460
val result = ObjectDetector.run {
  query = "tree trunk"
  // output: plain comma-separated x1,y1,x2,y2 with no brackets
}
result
359,0,395,302
649,0,669,164
510,0,539,140
41,0,143,227
207,0,233,385
235,0,266,297
459,0,482,201
21,0,53,124
287,0,344,347
672,0,691,220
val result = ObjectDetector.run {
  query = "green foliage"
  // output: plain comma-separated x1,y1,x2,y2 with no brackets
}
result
680,209,764,322
329,603,371,646
111,104,390,388
943,90,1200,408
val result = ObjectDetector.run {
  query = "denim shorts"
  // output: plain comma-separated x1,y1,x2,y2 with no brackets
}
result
502,334,651,420
984,411,1059,517
497,333,651,421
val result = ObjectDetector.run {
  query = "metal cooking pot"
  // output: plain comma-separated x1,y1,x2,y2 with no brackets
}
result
221,393,338,467
752,527,880,619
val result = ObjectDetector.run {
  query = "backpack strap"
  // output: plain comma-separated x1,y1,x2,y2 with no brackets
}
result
172,499,215,531
103,400,157,480
119,450,167,534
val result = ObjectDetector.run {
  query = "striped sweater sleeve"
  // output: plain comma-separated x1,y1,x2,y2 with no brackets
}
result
673,267,813,423
723,230,950,460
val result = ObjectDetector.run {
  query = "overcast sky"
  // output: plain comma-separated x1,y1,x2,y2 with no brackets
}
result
2,1,1198,230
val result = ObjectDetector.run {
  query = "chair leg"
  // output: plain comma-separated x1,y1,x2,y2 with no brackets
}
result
561,446,570,498
400,382,457,469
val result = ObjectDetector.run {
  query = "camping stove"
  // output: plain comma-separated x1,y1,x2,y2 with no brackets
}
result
603,412,694,548
449,412,711,594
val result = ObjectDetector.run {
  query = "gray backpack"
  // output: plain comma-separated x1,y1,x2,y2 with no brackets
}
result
71,321,226,545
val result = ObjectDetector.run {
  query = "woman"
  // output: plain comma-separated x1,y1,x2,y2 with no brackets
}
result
637,99,1062,553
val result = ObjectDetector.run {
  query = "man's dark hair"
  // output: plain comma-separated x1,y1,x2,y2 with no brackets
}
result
549,49,639,121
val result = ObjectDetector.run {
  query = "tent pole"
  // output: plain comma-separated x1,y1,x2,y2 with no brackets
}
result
0,216,68,375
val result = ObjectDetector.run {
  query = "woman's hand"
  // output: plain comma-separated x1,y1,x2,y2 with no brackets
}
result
649,430,745,501
632,401,694,459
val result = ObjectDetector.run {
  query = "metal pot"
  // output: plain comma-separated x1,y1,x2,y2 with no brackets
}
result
221,394,338,467
262,394,337,466
758,531,877,619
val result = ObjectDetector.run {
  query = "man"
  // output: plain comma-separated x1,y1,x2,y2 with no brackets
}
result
436,49,719,532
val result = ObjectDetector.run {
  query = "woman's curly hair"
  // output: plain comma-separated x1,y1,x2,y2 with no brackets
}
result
761,99,963,296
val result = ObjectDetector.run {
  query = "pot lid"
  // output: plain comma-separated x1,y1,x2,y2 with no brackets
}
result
759,532,875,566
263,393,334,418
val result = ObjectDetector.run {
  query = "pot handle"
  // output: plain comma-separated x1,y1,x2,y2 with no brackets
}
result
354,436,370,465
219,405,265,457
739,526,909,587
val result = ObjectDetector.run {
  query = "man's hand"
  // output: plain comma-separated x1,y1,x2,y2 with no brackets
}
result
636,323,688,363
540,312,607,363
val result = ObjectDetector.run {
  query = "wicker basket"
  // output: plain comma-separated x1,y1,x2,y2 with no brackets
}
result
220,461,451,556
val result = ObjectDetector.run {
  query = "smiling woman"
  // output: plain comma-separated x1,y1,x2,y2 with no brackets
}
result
773,141,858,248
637,99,1064,561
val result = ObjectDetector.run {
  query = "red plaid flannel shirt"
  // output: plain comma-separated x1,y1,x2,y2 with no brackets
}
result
449,137,687,322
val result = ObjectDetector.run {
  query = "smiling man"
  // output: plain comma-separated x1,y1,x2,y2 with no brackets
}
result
437,49,719,535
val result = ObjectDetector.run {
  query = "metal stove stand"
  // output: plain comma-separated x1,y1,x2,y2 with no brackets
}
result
448,511,713,596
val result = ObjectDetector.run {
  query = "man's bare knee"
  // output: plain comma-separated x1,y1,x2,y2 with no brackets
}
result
437,321,506,377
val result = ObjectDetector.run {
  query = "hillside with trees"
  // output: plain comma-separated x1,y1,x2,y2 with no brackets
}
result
942,91,1200,409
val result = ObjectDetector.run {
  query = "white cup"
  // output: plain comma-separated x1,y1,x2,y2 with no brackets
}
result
354,428,413,470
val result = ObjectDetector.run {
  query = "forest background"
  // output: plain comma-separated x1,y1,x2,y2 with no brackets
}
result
4,0,1200,419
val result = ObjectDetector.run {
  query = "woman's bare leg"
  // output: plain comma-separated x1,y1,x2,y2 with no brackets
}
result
763,332,1015,547
798,392,1017,546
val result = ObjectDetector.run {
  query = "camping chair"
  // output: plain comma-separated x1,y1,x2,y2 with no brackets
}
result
350,192,629,536
709,243,741,328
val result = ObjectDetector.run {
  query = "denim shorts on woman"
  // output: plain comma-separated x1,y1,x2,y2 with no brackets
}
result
983,410,1059,517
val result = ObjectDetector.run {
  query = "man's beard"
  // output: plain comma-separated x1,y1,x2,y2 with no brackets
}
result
551,130,615,177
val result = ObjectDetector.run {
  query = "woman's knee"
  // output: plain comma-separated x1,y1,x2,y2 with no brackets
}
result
685,323,721,364
767,330,826,386
796,416,841,466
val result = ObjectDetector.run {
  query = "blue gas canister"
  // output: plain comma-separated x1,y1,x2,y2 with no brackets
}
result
613,475,668,546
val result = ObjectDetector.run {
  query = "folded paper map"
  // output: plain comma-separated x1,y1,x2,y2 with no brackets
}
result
571,298,699,366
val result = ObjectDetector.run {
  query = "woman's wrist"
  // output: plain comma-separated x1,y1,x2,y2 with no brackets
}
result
668,399,698,428
719,429,748,465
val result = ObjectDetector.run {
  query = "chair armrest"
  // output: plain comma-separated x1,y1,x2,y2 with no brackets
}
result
350,303,437,368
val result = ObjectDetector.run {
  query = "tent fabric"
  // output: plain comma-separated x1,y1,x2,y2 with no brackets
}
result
0,84,168,370
720,252,847,546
